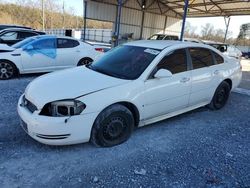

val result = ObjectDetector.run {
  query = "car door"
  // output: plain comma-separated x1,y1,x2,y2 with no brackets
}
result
143,48,191,120
211,51,229,86
21,38,57,72
56,38,80,68
188,47,217,106
0,31,18,45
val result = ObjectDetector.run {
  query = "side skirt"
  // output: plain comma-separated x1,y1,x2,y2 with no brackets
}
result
139,102,208,127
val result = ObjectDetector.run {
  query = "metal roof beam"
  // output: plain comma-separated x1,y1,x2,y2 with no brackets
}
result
209,0,225,16
165,0,246,9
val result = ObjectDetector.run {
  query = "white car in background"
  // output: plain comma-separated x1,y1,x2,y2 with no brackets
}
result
203,40,242,60
18,40,242,147
0,35,103,80
224,45,242,59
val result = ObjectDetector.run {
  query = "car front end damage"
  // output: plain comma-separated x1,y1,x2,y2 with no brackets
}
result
17,94,98,145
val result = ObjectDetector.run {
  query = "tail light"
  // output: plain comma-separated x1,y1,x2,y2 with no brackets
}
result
95,48,104,52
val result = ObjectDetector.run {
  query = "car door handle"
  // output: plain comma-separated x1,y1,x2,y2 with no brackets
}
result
76,50,80,52
180,77,190,83
214,70,220,75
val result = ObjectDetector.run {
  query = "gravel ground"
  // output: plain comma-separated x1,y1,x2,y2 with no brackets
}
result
0,74,250,188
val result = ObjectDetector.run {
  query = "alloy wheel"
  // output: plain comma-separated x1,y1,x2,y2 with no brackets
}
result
0,62,14,79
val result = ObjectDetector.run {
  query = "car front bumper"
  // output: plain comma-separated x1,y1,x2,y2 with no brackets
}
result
17,95,98,145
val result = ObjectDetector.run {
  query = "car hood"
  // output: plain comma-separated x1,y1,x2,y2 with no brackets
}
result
25,66,129,109
0,44,15,52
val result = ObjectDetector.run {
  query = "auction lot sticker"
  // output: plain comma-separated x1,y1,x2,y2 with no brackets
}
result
144,48,160,55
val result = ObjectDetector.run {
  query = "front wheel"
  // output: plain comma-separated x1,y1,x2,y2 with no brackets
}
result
208,81,231,110
91,104,134,147
0,61,17,80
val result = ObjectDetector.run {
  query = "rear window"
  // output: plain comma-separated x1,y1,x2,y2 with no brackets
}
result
149,35,165,40
18,31,37,39
189,48,214,69
164,35,179,40
213,52,224,64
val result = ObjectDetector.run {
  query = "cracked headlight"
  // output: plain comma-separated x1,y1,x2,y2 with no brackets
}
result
40,100,86,117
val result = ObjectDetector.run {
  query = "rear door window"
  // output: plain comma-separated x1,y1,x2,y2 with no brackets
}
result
57,39,79,48
189,48,214,69
157,49,187,74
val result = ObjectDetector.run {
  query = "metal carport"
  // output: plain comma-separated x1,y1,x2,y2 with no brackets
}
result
83,0,250,45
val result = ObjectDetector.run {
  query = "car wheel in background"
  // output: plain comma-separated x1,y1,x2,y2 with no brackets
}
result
208,81,231,110
91,104,134,147
0,60,17,80
77,58,93,66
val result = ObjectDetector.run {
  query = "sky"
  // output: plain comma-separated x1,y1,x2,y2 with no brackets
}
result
2,0,250,38
187,16,250,38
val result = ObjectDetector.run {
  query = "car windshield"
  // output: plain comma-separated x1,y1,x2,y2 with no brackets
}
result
12,38,36,49
88,45,160,80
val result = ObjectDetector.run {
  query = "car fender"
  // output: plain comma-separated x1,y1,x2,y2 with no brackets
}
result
77,80,144,121
0,51,22,72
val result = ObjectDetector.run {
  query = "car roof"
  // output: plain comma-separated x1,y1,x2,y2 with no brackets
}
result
0,24,32,29
0,28,41,32
124,40,214,50
28,35,79,41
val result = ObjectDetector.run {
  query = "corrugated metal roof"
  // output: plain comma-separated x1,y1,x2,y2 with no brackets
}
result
91,0,250,18
159,0,250,17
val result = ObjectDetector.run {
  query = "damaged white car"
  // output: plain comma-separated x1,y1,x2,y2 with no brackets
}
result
0,35,102,80
18,40,242,147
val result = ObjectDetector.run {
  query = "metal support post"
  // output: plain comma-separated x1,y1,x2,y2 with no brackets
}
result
180,0,189,41
83,0,88,41
114,0,122,46
224,16,231,43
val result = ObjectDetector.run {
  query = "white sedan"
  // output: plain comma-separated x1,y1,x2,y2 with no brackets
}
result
0,35,102,80
17,40,242,147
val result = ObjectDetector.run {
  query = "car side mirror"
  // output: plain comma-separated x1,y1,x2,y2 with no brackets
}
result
24,45,34,51
154,69,173,79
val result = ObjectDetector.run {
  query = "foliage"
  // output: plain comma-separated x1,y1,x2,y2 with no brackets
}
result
184,21,250,45
0,1,112,30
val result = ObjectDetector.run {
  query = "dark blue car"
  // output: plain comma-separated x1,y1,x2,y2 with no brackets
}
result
242,51,250,59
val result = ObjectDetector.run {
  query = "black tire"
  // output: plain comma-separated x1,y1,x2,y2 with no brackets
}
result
208,81,231,110
77,58,93,66
0,60,17,80
91,104,134,147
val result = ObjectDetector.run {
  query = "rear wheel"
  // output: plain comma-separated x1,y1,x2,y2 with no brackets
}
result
0,60,17,80
91,104,134,147
208,81,231,110
77,58,93,66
